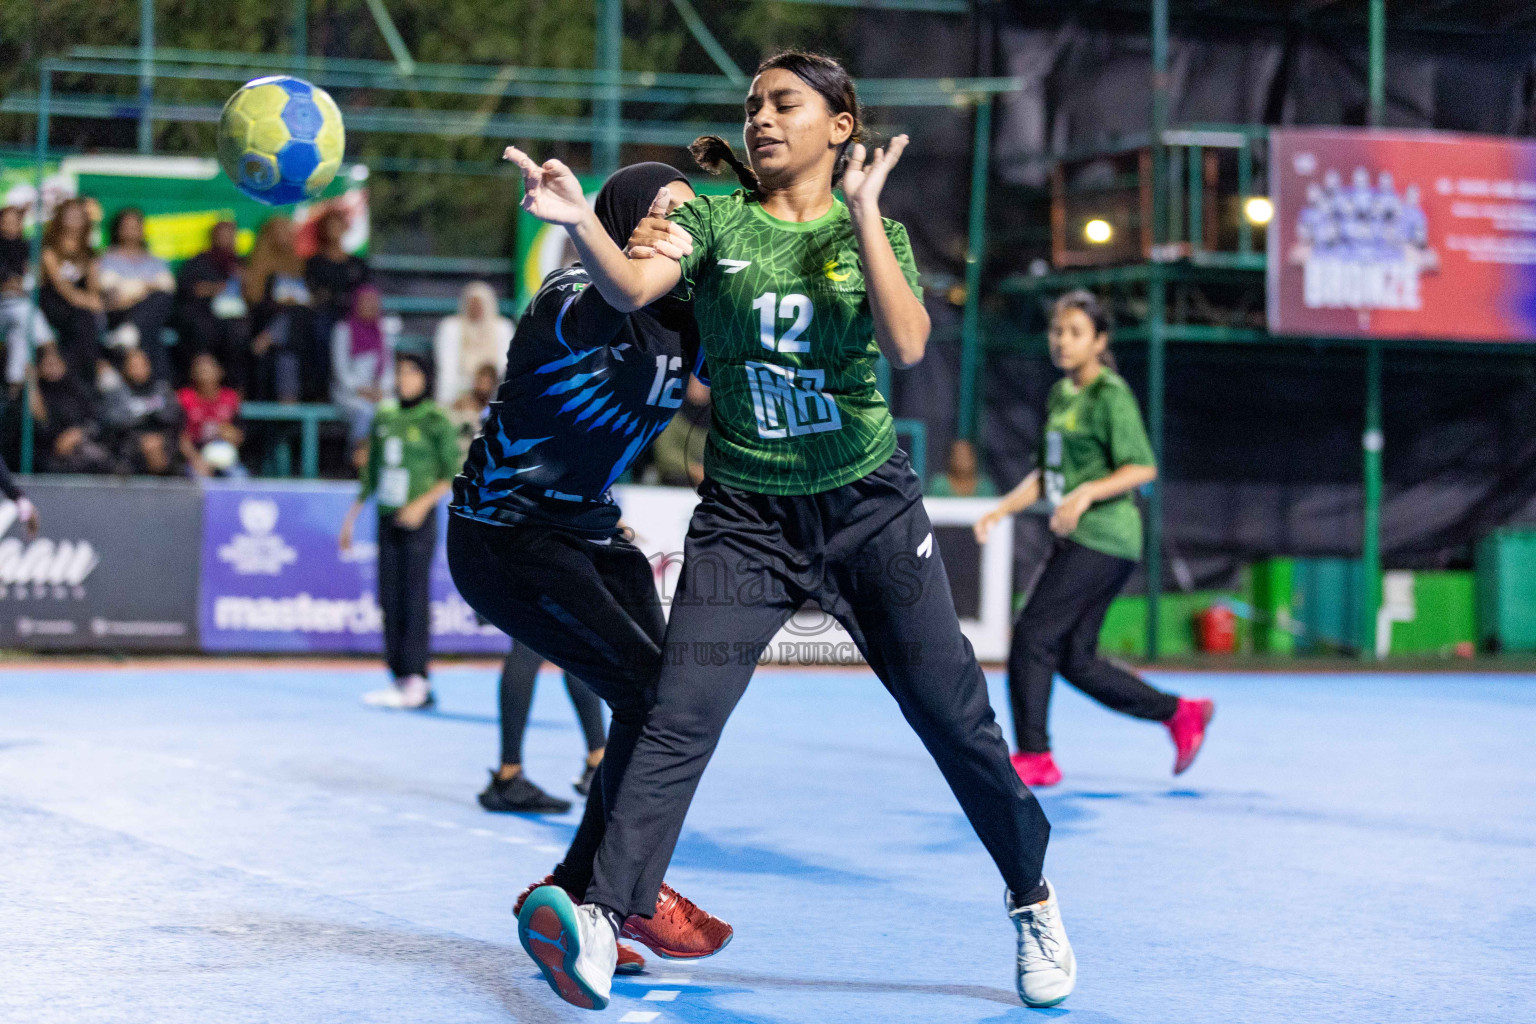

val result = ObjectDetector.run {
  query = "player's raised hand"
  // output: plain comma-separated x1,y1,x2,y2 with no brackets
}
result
627,186,695,261
503,146,589,226
841,134,909,214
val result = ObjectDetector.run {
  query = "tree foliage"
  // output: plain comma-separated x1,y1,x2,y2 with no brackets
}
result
3,0,853,254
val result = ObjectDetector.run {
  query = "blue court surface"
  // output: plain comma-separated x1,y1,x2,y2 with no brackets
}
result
3,662,1533,1024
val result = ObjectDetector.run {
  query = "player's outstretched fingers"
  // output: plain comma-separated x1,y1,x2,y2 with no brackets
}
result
846,143,867,173
503,146,537,172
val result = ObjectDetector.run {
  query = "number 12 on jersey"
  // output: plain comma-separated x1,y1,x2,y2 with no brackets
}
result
752,292,812,353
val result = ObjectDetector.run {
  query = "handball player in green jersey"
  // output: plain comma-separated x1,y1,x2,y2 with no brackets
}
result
505,51,1074,1011
974,290,1215,789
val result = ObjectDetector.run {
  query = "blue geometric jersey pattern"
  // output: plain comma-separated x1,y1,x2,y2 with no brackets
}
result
451,266,696,537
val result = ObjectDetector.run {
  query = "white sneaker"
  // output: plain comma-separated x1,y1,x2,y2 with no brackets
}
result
361,676,434,710
1009,879,1077,1007
517,885,617,1010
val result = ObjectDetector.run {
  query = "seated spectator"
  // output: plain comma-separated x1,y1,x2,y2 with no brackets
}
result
31,343,112,474
100,346,181,475
331,284,396,451
244,216,319,403
38,197,105,385
306,208,369,372
447,362,500,458
0,204,57,396
433,281,511,405
650,376,711,487
927,438,997,497
172,219,248,390
99,207,175,381
178,351,246,478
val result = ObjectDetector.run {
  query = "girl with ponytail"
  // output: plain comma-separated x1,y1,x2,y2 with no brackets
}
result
974,289,1215,789
505,50,1075,1012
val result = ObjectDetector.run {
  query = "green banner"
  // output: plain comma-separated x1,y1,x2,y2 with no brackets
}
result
1,154,368,266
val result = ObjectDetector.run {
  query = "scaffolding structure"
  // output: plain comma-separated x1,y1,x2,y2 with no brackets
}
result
994,0,1536,660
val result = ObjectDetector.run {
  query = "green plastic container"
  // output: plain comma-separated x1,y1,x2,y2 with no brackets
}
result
1476,528,1536,653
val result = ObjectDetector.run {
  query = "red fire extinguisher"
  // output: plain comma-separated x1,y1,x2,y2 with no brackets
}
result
1196,604,1237,654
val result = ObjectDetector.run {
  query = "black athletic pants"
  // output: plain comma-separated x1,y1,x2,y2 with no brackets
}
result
447,513,664,898
1008,538,1180,753
377,509,437,680
498,642,607,765
585,450,1052,919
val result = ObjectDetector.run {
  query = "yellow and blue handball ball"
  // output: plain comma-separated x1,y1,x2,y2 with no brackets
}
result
217,76,344,206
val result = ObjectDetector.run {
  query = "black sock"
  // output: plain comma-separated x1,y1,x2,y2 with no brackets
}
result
593,904,625,938
1014,878,1050,906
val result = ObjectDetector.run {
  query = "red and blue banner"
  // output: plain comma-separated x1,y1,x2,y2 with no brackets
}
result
1268,127,1536,342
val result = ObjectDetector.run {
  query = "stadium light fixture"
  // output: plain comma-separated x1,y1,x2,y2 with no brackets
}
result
1244,196,1274,226
1084,218,1113,244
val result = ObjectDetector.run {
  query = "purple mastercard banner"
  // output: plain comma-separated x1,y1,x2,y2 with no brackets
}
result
198,480,509,654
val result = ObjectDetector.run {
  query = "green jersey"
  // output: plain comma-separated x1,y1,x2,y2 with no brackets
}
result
360,399,461,514
1039,368,1155,561
669,190,921,495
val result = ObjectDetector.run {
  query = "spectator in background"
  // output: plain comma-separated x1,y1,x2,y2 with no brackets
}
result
0,204,57,396
173,219,248,390
244,216,318,403
649,376,710,487
31,342,112,474
99,207,175,381
178,351,245,478
928,438,997,498
100,346,181,475
38,197,105,384
447,362,500,459
338,351,460,711
306,208,369,363
433,281,511,406
331,284,397,455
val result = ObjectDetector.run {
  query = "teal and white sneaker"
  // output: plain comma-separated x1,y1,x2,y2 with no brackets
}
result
1008,879,1077,1007
518,885,617,1010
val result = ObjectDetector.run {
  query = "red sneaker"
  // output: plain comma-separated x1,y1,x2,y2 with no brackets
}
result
513,875,646,974
1165,697,1215,775
1010,751,1062,788
621,883,734,960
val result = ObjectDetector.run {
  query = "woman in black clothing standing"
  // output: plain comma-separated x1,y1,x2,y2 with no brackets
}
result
38,198,105,384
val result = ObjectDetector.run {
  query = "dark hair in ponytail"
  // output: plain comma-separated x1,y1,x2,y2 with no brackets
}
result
690,135,759,193
1052,289,1118,372
690,50,865,194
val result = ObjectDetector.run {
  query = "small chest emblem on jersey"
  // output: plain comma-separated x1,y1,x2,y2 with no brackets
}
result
720,259,752,274
823,259,851,282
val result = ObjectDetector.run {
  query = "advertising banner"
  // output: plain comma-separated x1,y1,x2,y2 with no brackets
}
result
0,479,201,651
0,154,368,265
1268,128,1536,342
198,481,507,655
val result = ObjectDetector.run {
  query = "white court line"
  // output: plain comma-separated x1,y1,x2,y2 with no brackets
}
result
619,1013,660,1023
642,990,679,1001
654,975,693,985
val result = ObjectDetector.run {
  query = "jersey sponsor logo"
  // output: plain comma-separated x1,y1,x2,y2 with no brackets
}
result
916,532,933,558
823,259,851,282
719,259,752,274
743,361,843,439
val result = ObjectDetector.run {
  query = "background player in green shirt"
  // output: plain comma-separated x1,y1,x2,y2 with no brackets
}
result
974,290,1215,788
339,351,460,710
506,50,1075,1011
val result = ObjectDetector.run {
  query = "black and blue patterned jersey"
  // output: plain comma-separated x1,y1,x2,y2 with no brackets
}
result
451,265,700,537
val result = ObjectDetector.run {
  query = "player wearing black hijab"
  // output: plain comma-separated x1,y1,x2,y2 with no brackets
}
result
448,163,731,974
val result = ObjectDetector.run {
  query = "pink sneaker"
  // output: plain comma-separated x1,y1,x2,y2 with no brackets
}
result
1165,697,1215,775
1010,751,1062,788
